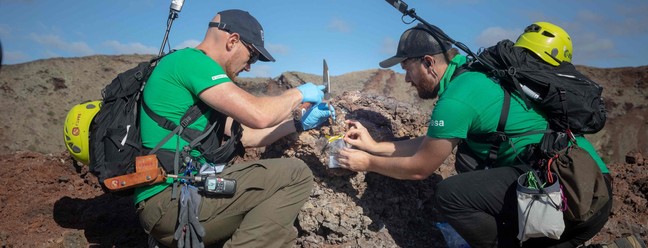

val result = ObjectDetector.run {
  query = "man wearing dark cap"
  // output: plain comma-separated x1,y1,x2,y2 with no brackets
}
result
136,9,333,247
337,23,619,247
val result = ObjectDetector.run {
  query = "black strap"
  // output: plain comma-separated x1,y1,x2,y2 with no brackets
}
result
208,22,229,32
449,64,469,81
483,88,511,167
558,87,569,130
143,100,203,153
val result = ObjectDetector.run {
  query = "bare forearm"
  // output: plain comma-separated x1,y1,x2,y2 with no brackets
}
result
372,136,425,157
240,119,296,148
243,89,302,128
367,155,438,180
200,84,303,129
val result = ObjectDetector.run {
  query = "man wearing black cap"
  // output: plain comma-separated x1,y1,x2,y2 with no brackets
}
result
136,9,333,247
337,23,617,247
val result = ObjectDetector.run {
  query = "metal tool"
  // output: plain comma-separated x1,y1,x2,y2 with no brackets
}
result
297,59,332,117
323,59,331,101
322,59,336,135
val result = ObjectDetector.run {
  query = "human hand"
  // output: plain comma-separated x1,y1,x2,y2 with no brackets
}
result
343,120,377,152
296,82,325,104
301,103,335,130
337,147,371,172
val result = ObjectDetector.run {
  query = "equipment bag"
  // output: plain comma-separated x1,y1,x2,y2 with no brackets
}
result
533,134,610,222
453,40,610,222
465,39,606,134
88,53,243,191
89,58,159,183
516,170,565,243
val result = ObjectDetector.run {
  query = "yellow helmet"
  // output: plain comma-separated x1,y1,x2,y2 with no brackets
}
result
514,22,572,66
63,100,101,165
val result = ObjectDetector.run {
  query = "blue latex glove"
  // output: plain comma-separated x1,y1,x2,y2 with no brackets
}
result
301,103,335,130
297,82,326,104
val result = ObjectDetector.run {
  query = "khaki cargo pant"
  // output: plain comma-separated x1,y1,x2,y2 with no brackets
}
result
137,158,313,248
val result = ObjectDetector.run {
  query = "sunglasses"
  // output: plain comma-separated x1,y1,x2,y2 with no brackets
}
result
240,40,259,65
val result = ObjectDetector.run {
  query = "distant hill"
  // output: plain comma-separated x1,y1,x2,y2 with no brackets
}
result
0,54,646,163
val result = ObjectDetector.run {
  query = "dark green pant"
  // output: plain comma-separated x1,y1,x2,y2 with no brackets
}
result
137,158,313,247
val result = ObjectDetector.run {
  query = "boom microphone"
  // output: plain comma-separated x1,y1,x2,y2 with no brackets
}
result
384,0,409,15
170,0,185,12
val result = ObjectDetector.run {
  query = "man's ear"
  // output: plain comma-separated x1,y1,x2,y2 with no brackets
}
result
424,56,436,68
424,56,438,77
225,33,240,51
424,59,432,68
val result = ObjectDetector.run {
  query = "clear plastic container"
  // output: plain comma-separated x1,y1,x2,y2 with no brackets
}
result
327,135,348,168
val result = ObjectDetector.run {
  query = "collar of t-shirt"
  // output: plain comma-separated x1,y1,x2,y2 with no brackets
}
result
438,55,467,96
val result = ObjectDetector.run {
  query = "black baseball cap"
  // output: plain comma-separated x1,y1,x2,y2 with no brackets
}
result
379,24,452,68
209,9,275,62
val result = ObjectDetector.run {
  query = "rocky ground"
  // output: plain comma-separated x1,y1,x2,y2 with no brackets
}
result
0,55,646,247
0,92,646,247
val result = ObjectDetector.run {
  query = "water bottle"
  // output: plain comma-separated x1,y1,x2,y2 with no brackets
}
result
435,222,470,248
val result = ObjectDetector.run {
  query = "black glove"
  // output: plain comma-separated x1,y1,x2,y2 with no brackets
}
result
174,185,205,248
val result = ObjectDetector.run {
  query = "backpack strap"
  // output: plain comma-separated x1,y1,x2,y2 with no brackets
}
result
450,64,469,81
466,89,551,168
142,100,206,153
485,88,510,167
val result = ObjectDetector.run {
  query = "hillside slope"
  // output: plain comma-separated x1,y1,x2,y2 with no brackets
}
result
1,55,646,163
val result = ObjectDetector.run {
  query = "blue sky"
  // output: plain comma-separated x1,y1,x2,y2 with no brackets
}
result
1,0,647,77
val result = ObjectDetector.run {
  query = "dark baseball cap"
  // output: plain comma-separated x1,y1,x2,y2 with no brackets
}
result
209,9,275,62
379,24,452,68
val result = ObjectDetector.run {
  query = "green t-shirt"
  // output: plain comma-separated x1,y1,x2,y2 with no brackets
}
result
427,55,608,173
134,48,232,204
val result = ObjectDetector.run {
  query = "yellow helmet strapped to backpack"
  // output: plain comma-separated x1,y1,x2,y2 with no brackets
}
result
64,100,101,165
514,22,572,66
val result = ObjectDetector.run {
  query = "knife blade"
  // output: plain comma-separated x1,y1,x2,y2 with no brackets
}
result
323,59,330,100
322,59,336,135
296,59,331,120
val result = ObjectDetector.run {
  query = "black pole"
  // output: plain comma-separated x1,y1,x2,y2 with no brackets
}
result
383,0,497,71
158,10,179,57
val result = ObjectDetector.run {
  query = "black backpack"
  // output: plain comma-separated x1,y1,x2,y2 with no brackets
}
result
88,57,159,184
88,54,243,191
452,40,606,166
453,40,610,221
466,39,606,135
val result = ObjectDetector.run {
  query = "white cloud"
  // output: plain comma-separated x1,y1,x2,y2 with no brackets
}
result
173,39,200,50
266,43,289,55
575,6,648,36
247,64,272,78
576,10,604,23
43,50,61,58
29,33,94,55
102,40,157,55
328,18,351,33
0,24,10,37
381,37,397,55
572,32,617,64
475,27,521,48
3,50,30,64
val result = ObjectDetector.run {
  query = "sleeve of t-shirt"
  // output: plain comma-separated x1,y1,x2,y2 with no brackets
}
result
427,98,477,139
178,57,232,96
